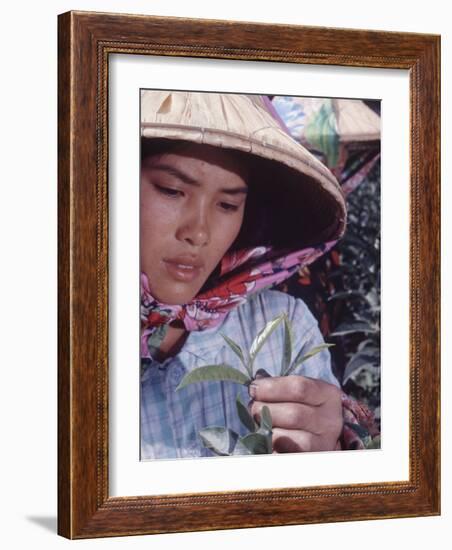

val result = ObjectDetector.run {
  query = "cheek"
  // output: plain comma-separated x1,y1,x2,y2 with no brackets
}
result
140,190,178,235
140,191,179,265
211,210,245,256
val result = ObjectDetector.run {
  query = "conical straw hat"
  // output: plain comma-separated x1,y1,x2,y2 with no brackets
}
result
141,90,347,246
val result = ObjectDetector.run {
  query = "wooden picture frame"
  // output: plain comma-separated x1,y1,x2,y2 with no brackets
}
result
58,10,440,539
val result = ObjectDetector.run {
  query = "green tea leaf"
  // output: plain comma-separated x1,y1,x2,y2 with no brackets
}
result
280,314,293,376
231,439,253,455
176,365,251,391
199,427,238,456
365,290,380,308
256,430,273,454
239,432,272,454
220,333,252,377
236,394,258,432
356,338,374,352
249,314,285,370
366,435,381,449
260,405,272,431
284,343,335,376
343,352,380,384
221,333,246,364
329,321,378,336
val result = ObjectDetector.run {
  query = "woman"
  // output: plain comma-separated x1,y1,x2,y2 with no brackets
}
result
140,91,348,459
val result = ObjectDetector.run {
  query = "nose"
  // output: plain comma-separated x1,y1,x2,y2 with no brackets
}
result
175,203,210,247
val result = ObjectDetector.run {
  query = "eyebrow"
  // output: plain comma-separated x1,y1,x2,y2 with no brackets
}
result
147,163,249,195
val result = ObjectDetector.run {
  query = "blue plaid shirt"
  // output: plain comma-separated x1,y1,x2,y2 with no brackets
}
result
140,289,339,460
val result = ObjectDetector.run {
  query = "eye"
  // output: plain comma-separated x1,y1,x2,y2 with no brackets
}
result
154,184,183,197
219,202,240,212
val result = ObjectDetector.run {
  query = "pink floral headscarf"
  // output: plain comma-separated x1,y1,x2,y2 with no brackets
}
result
141,240,338,359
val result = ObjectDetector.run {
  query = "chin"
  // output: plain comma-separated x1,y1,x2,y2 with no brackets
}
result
152,286,199,306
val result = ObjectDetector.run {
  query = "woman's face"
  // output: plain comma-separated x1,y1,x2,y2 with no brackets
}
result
141,143,249,305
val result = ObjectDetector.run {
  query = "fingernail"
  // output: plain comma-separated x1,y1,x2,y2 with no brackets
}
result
249,383,258,398
255,368,271,379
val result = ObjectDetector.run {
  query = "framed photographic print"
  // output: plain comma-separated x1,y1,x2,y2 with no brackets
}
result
58,10,440,538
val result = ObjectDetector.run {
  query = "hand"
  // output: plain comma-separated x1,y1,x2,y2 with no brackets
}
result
248,375,343,453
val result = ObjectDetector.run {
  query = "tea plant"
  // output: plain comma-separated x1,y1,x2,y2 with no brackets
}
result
328,163,381,426
176,313,333,455
198,395,273,456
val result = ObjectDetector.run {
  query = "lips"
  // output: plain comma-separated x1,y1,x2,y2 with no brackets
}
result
164,255,204,268
163,255,204,282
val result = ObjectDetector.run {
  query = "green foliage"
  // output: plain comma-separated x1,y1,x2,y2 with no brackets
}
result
329,162,381,427
177,313,332,391
281,314,293,375
199,400,273,456
239,432,271,455
175,364,251,391
329,321,378,337
249,314,286,372
199,427,239,456
283,343,335,377
220,333,249,375
236,394,258,432
366,434,381,449
177,313,334,456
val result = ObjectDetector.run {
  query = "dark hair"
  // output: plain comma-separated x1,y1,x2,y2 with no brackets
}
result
141,137,193,162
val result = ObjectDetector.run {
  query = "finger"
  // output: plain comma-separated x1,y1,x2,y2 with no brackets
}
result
272,428,318,453
272,428,338,453
249,375,340,406
250,400,321,434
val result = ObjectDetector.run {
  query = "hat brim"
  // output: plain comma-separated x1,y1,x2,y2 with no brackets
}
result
141,91,347,245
